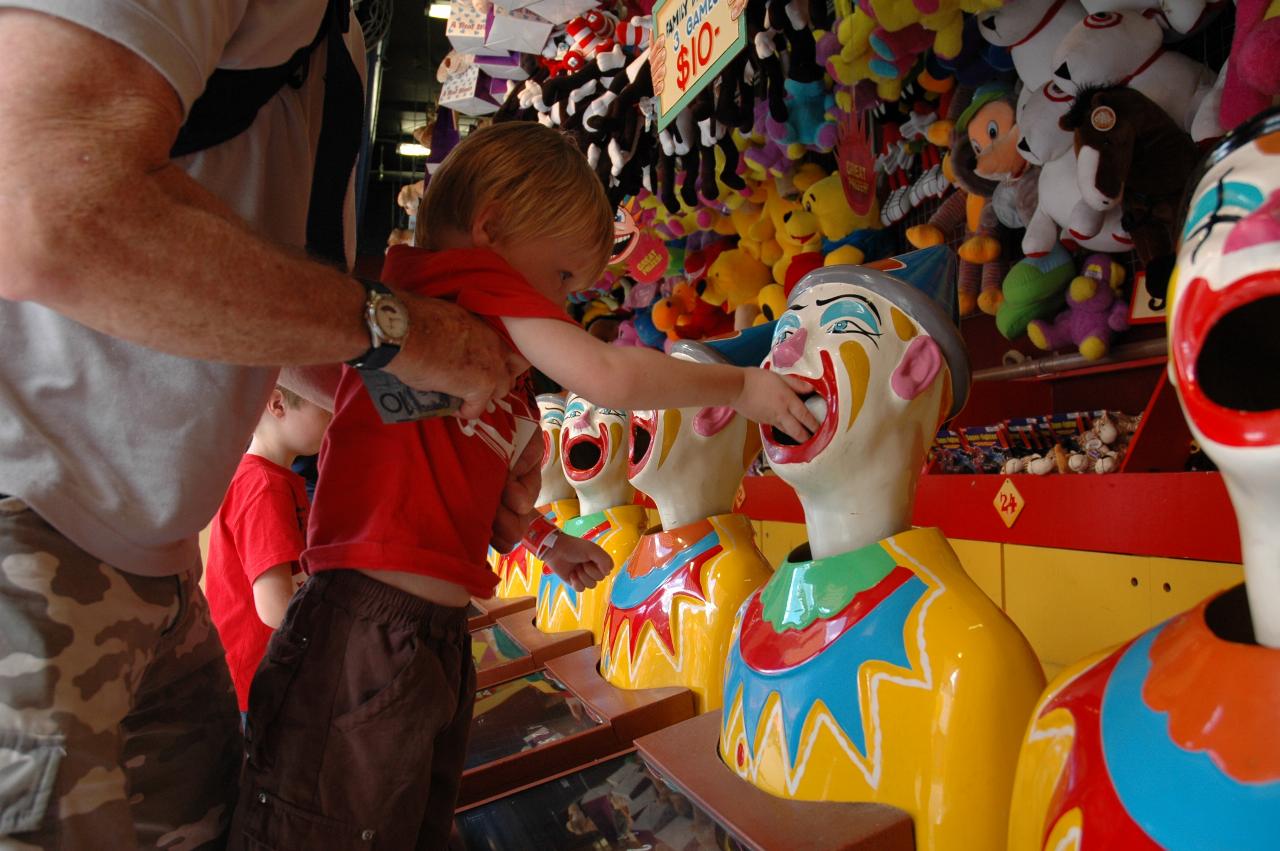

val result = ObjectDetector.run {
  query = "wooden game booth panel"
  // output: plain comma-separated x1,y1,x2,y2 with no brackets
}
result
457,646,696,808
634,711,915,851
471,608,594,689
467,593,534,631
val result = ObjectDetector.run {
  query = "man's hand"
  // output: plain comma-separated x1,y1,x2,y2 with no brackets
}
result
491,436,543,552
386,295,527,420
397,180,426,217
650,36,666,98
544,535,612,592
728,0,747,20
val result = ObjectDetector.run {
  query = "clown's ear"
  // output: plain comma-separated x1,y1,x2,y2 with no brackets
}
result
891,336,944,402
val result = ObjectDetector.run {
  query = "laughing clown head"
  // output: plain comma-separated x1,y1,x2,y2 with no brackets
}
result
1169,107,1280,647
761,249,971,498
535,393,576,505
560,393,632,512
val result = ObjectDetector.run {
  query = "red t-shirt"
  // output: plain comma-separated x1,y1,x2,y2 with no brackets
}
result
206,454,307,710
302,246,572,597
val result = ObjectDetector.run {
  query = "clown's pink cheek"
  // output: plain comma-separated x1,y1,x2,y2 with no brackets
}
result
771,328,808,369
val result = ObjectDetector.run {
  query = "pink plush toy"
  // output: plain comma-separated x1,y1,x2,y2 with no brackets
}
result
1026,253,1129,359
1220,0,1280,130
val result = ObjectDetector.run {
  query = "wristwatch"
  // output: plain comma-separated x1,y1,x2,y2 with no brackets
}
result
347,278,410,370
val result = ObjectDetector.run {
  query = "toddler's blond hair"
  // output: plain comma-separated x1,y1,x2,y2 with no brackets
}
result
416,122,614,282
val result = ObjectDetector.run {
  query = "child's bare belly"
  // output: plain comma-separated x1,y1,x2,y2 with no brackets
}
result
357,569,472,607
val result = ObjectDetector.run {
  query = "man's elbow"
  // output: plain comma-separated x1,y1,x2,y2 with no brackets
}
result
0,197,76,304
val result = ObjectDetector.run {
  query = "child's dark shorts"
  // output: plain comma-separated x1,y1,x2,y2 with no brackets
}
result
228,569,474,851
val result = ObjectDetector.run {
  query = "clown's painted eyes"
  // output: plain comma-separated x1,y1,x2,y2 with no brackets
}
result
1182,169,1261,263
818,297,881,343
599,408,625,417
771,314,801,348
824,318,882,347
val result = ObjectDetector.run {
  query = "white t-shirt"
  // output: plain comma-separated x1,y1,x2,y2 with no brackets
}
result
0,0,364,575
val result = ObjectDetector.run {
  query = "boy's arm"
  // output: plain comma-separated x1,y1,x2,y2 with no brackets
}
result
251,564,297,629
502,317,818,440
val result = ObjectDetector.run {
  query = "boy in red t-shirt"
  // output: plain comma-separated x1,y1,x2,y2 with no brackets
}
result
229,123,818,850
206,385,330,716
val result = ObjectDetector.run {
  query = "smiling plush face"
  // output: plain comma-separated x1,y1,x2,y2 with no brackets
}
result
967,99,1027,181
561,394,630,494
1169,122,1280,463
761,279,952,488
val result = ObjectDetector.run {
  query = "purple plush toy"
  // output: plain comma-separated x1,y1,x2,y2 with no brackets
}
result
1026,253,1130,360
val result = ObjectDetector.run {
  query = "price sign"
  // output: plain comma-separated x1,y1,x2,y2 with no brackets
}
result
651,0,747,132
836,107,877,216
993,478,1026,529
1127,269,1166,325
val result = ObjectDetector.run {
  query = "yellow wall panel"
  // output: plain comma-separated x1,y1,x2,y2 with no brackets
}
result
759,521,808,569
1149,557,1243,624
1004,545,1152,668
947,538,1003,609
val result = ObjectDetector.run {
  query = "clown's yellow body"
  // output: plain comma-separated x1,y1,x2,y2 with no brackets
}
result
719,527,1043,851
599,513,772,712
535,504,648,640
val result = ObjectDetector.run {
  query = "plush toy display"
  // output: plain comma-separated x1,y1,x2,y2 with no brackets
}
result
1049,10,1223,140
468,0,1262,388
1220,0,1280,129
976,0,1086,90
1017,79,1133,256
1025,254,1130,359
1059,85,1200,294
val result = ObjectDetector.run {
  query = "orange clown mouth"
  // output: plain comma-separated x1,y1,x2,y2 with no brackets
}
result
628,410,657,478
563,427,608,482
1174,271,1280,447
762,350,840,465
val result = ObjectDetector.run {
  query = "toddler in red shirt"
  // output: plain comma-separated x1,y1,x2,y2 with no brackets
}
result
206,385,331,714
229,122,818,851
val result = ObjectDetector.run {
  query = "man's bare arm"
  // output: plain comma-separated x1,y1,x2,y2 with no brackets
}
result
0,11,518,417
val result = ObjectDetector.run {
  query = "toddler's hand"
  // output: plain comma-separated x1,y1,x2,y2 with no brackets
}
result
733,368,820,443
544,535,612,592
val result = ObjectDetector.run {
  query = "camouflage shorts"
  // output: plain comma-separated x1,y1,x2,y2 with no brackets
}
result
0,498,241,850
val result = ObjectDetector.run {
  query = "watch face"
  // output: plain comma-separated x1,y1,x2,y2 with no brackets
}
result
372,296,410,343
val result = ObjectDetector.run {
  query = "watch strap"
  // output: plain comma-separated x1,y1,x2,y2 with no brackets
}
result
346,278,403,370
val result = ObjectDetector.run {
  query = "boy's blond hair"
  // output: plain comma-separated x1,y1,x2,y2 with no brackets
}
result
416,122,614,281
275,385,305,409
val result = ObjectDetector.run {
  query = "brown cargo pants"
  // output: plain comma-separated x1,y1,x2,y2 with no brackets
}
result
0,497,241,849
229,569,474,851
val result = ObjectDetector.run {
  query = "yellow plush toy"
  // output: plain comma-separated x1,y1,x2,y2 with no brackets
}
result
753,283,787,326
705,248,773,319
730,182,782,269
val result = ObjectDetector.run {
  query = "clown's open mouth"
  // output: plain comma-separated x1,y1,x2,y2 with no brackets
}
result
564,432,606,481
1197,294,1280,412
769,392,828,446
628,411,657,476
762,351,841,464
